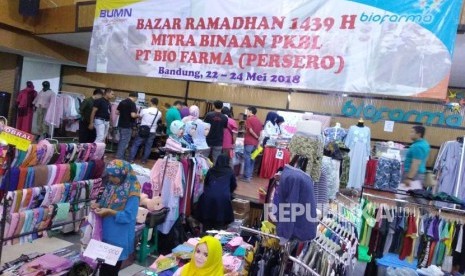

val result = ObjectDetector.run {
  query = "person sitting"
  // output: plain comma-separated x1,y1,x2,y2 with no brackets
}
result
195,154,237,230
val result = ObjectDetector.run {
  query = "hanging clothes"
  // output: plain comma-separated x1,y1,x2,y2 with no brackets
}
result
434,141,465,207
16,86,37,133
344,125,371,190
323,126,347,146
374,157,402,191
289,133,324,182
276,165,317,241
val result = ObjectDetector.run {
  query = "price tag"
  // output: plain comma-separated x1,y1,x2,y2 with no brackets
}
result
275,149,284,160
0,126,33,151
83,239,123,266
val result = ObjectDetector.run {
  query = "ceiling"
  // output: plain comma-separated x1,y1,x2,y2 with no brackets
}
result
37,31,465,88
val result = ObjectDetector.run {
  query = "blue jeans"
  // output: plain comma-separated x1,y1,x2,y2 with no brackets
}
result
244,145,257,179
130,132,156,162
116,127,132,160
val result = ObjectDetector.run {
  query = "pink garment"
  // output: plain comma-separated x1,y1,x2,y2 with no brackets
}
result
110,103,119,127
223,117,238,149
19,253,73,274
44,94,64,127
165,137,184,152
16,87,37,133
150,159,184,197
33,89,54,109
91,143,106,160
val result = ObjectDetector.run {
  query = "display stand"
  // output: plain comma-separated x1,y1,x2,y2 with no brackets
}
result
92,258,105,276
0,142,104,263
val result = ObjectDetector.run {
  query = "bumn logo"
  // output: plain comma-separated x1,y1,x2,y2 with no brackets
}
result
100,8,132,18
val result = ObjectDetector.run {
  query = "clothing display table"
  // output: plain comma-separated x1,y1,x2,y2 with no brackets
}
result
259,147,290,179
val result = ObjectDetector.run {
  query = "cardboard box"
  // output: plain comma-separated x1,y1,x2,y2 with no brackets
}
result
232,198,250,214
233,211,249,220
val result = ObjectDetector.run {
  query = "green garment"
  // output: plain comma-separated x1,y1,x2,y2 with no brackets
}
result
79,97,94,123
165,107,181,136
288,135,324,182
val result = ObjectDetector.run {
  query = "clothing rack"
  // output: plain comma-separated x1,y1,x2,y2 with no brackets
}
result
0,142,103,262
362,191,465,215
240,226,320,276
361,185,465,213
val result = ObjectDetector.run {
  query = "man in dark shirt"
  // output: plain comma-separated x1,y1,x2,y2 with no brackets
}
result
89,88,115,143
204,100,228,163
79,88,103,143
115,92,139,160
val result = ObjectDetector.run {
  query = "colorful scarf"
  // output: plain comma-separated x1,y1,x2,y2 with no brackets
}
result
99,160,140,211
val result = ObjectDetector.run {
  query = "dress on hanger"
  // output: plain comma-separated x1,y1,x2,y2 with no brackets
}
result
344,125,371,190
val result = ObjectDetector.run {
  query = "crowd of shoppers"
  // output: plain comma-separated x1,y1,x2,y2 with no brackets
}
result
78,92,266,182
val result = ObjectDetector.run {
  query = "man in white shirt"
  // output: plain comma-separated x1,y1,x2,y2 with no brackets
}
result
129,98,162,164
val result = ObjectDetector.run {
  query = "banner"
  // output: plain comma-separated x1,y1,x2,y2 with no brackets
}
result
88,0,463,99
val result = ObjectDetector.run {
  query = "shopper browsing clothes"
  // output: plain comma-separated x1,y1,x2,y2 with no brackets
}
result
33,81,55,139
195,154,237,230
221,107,238,159
400,125,431,189
204,100,228,164
78,88,103,143
240,106,263,183
116,92,139,160
91,160,140,275
129,97,162,163
89,88,115,143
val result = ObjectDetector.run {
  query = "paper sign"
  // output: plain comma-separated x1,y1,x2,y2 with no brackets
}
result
83,239,123,266
275,149,284,160
0,126,33,151
384,121,395,132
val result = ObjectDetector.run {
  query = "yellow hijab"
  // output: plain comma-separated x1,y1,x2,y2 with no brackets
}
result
181,236,224,276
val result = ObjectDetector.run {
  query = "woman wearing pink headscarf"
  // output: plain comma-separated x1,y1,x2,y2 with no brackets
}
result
182,105,200,124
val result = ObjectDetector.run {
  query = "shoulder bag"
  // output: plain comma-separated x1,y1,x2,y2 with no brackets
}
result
138,110,159,138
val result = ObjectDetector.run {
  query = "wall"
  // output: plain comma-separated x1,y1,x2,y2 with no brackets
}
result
62,65,464,167
21,57,61,93
0,52,21,126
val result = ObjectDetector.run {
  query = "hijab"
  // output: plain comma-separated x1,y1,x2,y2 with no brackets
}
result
99,160,140,211
182,105,200,124
181,236,224,276
265,111,279,126
170,120,185,139
193,121,210,149
208,154,233,179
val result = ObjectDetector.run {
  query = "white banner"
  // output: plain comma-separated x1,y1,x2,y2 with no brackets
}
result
88,0,463,99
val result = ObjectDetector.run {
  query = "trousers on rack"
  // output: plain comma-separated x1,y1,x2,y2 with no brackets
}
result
374,158,401,191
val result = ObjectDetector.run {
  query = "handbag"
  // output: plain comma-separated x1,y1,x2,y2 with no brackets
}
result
424,170,437,188
138,110,159,138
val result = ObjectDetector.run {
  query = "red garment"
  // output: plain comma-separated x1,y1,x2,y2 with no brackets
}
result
399,214,417,260
365,159,378,186
259,147,291,178
16,87,37,133
244,115,262,146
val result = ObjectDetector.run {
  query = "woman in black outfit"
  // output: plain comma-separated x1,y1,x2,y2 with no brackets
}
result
195,154,237,230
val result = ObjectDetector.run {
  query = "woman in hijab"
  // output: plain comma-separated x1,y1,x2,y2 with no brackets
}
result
91,160,140,275
174,236,224,276
262,111,279,146
195,154,237,230
182,105,200,124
